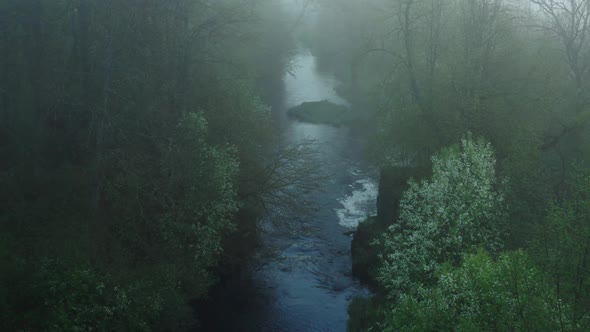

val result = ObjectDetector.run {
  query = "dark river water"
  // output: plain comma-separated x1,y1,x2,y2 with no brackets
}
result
203,50,376,331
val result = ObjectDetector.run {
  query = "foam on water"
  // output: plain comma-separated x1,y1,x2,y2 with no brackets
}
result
335,178,378,228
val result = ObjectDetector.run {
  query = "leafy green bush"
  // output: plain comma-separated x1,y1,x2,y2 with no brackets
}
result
378,135,506,298
389,250,571,332
530,169,590,327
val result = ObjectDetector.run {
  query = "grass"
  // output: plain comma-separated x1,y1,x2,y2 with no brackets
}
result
287,100,354,126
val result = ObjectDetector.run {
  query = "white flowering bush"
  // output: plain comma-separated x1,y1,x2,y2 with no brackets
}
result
378,135,505,298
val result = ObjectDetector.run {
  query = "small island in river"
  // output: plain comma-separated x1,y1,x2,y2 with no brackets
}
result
287,100,354,126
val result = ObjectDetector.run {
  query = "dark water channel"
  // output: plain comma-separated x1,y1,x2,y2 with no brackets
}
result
203,50,376,331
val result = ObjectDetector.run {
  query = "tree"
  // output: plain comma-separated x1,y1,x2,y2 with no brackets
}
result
378,135,505,298
389,250,572,331
0,0,296,329
531,168,590,327
530,0,590,167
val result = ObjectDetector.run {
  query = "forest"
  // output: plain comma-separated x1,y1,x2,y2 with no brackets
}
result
1,0,589,331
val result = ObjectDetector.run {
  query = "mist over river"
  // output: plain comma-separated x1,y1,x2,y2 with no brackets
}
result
200,50,376,331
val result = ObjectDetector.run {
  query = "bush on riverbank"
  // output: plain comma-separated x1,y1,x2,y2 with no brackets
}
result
389,250,572,331
348,136,590,330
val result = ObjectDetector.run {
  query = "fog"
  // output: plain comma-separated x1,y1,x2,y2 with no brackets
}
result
1,0,589,331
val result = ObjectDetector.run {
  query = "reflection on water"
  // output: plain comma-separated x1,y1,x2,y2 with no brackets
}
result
206,51,375,331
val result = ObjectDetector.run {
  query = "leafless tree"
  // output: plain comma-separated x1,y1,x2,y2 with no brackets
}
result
530,0,590,149
241,137,329,225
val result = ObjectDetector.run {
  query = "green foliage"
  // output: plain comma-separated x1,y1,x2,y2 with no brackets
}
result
499,129,550,248
531,169,590,327
311,0,590,330
378,135,505,297
351,141,590,331
106,112,239,296
0,257,162,331
389,250,571,332
0,0,293,330
40,260,163,332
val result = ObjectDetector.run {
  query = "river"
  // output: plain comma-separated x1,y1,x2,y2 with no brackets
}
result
201,50,376,331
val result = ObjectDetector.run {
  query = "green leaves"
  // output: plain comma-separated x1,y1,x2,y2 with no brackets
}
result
1,0,289,329
106,111,239,298
530,169,590,327
390,250,569,332
379,135,505,298
366,138,590,331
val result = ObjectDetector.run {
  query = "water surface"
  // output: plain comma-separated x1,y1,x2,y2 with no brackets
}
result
204,50,376,332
